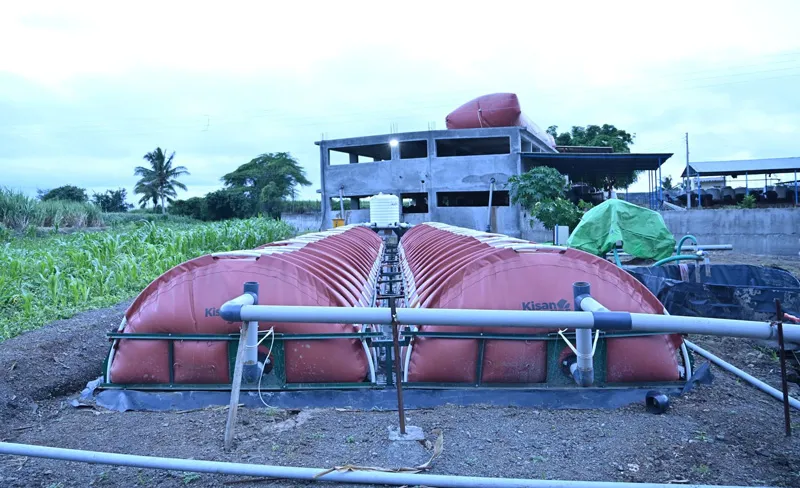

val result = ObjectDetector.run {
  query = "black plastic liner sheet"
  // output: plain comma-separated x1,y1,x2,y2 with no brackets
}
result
75,363,712,413
627,264,800,320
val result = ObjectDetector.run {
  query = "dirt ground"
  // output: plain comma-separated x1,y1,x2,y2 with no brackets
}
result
2,256,800,487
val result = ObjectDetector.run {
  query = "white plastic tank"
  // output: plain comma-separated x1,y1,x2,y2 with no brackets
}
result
369,193,401,226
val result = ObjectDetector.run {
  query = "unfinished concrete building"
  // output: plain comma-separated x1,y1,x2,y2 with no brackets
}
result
317,127,671,239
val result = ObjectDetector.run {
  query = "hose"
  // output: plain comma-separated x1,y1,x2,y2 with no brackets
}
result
676,235,698,255
612,247,622,267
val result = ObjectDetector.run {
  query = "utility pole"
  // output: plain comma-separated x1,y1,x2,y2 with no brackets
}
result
685,132,691,209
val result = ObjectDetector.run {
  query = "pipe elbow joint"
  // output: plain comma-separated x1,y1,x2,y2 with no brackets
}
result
219,304,244,322
573,368,595,387
568,361,595,387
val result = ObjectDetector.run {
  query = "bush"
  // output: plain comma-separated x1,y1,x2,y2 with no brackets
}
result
738,194,757,209
93,188,134,212
170,197,208,221
204,190,255,221
38,185,88,202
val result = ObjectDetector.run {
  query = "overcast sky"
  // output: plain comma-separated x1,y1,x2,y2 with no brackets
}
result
2,1,799,204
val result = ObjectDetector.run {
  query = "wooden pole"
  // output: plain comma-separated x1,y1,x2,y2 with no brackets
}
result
224,322,248,449
223,281,258,450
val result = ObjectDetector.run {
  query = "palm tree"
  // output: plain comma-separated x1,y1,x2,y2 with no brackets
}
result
134,148,190,214
134,181,159,210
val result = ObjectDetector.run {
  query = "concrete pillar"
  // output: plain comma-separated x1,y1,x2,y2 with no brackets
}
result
350,197,360,210
319,144,330,230
426,132,437,223
349,153,358,164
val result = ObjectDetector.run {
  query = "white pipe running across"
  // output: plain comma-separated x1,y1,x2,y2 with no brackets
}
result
0,442,764,488
684,340,800,411
219,299,800,343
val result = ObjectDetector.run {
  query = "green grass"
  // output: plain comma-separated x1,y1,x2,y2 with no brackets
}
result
0,217,293,340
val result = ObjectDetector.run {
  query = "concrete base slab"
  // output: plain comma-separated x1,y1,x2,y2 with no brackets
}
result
387,425,425,441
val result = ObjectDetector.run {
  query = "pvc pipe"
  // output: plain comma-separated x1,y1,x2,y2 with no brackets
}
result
684,340,800,411
243,321,259,383
486,178,495,233
577,296,609,313
632,313,799,342
228,304,800,343
675,244,732,251
605,245,732,259
0,442,755,488
573,283,594,386
237,305,594,330
338,186,345,221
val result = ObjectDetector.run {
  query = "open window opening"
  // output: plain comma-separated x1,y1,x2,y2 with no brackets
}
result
436,191,510,207
435,137,511,157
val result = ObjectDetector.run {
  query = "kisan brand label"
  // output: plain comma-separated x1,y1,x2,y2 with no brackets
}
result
205,307,221,318
521,299,571,311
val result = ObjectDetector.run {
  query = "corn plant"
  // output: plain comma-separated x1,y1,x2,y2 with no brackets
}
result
0,217,293,340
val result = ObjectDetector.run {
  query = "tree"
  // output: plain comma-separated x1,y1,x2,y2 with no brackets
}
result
37,185,88,202
221,152,311,219
93,188,134,212
134,148,190,214
661,176,674,191
134,181,159,210
509,166,583,231
546,124,637,191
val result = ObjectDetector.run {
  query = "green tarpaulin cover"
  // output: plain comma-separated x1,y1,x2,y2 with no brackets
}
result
567,199,675,260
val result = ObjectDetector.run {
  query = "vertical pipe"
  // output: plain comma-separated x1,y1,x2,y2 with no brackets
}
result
648,170,652,209
697,172,702,209
572,282,594,386
390,297,406,434
776,300,792,436
685,132,691,209
338,186,345,223
242,282,260,383
795,170,798,206
486,178,495,232
746,172,749,196
243,321,259,383
658,159,663,208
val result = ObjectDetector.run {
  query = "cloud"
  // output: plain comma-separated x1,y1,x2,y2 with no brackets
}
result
2,0,800,202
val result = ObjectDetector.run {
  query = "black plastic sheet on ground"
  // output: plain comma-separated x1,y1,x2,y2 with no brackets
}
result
626,264,800,320
75,364,712,413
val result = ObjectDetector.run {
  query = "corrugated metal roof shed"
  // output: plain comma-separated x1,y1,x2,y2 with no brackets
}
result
681,157,800,177
521,152,672,179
